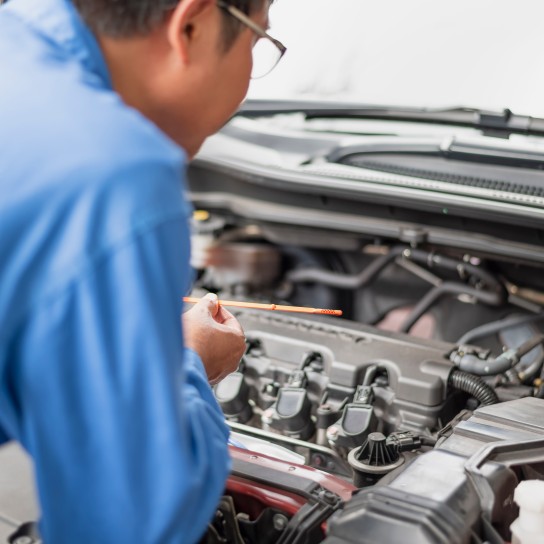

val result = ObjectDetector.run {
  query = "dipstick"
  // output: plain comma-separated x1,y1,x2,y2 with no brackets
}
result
183,296,342,316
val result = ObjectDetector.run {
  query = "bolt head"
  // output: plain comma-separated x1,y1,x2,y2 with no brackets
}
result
318,488,338,505
273,514,288,531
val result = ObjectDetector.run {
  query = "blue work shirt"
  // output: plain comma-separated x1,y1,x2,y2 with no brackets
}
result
0,0,230,542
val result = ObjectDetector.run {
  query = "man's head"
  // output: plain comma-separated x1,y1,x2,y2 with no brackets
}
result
74,0,274,156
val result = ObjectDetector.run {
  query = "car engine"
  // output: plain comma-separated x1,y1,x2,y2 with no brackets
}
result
189,107,544,544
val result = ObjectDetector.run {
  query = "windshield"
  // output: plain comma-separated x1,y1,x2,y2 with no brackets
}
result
248,0,544,117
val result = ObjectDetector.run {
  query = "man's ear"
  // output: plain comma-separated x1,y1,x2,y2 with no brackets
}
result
167,0,217,64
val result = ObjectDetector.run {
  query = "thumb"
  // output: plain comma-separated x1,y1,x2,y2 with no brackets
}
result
200,292,219,316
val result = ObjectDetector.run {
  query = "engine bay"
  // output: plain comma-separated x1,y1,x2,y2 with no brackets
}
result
190,110,544,544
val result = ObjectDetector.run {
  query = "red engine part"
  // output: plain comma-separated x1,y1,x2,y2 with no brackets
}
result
226,446,356,532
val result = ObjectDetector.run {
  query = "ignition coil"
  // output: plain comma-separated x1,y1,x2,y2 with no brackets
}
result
326,365,380,451
263,358,317,441
214,372,253,424
326,384,378,451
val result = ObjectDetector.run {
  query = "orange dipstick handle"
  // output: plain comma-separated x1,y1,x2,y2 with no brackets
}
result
183,297,342,316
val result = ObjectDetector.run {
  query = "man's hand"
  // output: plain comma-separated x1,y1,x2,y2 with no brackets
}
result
183,293,246,385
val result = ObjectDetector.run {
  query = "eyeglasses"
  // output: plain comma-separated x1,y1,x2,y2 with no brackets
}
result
217,1,286,79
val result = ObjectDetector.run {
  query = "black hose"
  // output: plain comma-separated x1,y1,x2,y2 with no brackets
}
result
286,246,405,289
406,249,502,292
279,245,341,309
287,247,505,335
287,247,503,297
448,369,499,406
457,313,544,345
400,281,505,333
517,356,544,383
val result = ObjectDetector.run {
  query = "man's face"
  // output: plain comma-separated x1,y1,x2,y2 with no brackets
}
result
168,1,270,157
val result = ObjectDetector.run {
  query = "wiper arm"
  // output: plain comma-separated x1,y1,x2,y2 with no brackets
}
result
238,99,544,138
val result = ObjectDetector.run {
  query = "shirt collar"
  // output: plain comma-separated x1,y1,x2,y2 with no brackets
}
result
5,0,112,89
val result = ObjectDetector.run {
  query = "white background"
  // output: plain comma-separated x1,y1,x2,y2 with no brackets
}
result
248,0,544,117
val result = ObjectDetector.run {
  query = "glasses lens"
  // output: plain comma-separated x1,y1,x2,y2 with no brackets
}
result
251,38,282,79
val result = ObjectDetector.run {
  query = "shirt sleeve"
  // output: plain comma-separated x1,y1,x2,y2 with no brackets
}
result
13,215,230,544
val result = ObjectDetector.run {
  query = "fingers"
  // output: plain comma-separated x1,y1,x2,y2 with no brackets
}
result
215,305,244,332
182,294,246,384
198,324,246,385
183,293,219,324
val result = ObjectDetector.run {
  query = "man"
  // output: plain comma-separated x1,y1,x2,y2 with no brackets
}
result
0,0,283,542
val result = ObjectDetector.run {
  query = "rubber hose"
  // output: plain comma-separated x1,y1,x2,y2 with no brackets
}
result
457,313,544,345
448,369,499,406
400,281,504,333
406,249,502,291
287,246,503,296
517,356,544,383
285,246,406,289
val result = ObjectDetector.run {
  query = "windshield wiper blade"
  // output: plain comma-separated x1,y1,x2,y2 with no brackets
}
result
238,99,544,138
